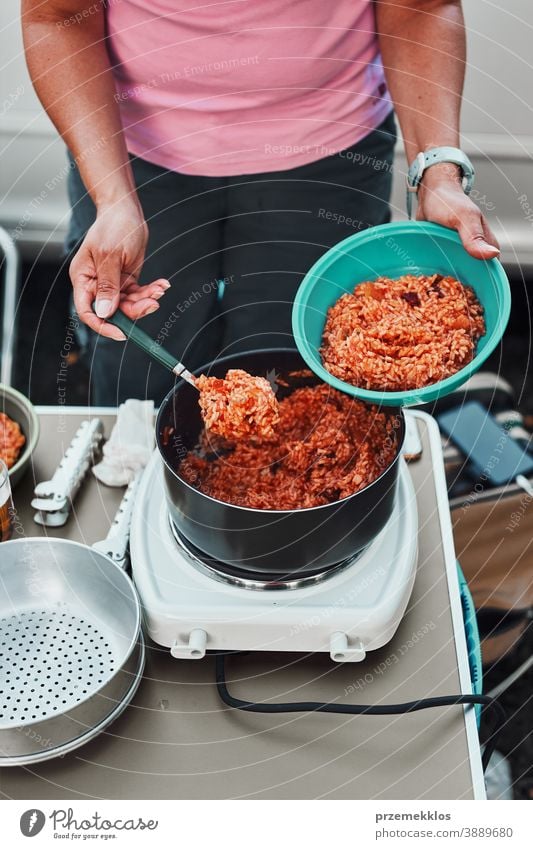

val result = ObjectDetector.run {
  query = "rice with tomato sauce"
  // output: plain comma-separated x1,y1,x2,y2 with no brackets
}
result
321,273,485,391
0,413,25,470
179,384,399,509
196,369,280,441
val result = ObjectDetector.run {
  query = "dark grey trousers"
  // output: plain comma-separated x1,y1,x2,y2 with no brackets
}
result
66,111,396,405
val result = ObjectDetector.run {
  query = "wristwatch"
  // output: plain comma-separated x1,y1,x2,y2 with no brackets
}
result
406,147,475,218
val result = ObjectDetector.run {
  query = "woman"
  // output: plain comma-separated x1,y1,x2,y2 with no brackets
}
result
22,0,499,404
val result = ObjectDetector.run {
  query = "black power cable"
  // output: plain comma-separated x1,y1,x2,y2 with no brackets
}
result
215,653,506,774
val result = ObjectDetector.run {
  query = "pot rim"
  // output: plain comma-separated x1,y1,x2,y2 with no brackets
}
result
156,348,406,515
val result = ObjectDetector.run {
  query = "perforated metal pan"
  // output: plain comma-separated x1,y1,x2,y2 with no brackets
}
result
0,538,144,766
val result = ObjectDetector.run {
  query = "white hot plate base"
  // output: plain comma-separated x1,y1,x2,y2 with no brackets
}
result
130,447,419,663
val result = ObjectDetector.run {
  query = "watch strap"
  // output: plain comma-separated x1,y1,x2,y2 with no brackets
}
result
406,147,475,218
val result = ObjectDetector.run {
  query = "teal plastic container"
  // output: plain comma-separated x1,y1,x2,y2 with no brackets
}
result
457,562,483,726
292,222,511,406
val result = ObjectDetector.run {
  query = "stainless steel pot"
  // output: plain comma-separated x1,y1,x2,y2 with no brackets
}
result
157,349,405,580
0,538,144,766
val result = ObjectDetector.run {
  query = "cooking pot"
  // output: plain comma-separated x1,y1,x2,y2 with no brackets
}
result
156,349,405,579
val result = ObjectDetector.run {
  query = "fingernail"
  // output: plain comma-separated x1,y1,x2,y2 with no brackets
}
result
162,281,171,289
147,304,159,314
95,298,113,318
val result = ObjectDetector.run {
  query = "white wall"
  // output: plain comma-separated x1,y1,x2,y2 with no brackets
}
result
1,0,532,263
1,0,70,257
389,0,533,265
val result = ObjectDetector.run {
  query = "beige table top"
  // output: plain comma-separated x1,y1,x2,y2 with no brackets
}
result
0,408,484,800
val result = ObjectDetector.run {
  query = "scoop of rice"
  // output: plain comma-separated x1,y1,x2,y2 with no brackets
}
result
196,369,280,441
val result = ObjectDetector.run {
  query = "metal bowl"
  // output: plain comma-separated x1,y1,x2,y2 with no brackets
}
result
0,538,144,766
0,383,40,487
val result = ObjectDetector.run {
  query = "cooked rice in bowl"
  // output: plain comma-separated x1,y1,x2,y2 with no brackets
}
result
321,273,485,392
0,412,26,470
179,384,400,510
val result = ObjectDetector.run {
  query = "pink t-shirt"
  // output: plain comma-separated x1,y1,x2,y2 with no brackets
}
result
106,0,391,176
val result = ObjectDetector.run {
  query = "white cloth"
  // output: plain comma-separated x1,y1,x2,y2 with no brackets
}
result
93,400,154,486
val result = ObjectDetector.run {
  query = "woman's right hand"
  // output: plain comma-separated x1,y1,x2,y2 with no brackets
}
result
70,199,170,341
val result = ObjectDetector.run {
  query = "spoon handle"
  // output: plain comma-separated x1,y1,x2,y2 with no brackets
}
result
102,307,197,386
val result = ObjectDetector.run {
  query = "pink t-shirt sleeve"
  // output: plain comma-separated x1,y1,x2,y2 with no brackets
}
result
106,0,392,176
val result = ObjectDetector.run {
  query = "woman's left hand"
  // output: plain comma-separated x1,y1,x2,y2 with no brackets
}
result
416,163,500,260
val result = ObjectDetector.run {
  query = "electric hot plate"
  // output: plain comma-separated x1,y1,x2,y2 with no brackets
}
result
130,424,420,662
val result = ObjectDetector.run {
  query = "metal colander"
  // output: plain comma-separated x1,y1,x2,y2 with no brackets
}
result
0,538,143,766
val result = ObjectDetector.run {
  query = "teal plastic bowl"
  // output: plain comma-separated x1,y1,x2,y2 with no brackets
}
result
292,221,511,406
